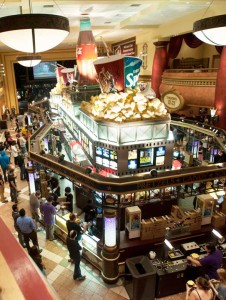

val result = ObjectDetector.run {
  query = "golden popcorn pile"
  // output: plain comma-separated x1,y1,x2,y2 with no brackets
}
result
81,88,169,123
50,83,63,95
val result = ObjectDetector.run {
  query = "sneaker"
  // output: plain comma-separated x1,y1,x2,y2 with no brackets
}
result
76,276,86,281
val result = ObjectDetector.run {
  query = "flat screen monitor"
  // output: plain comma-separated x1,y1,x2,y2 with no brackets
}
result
128,149,137,160
96,156,102,165
33,61,57,79
110,160,117,170
96,147,103,156
103,149,110,158
139,148,154,167
128,159,138,170
103,158,110,167
156,156,165,165
155,146,166,156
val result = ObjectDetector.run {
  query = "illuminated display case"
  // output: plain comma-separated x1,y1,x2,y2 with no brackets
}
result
125,206,141,239
55,211,100,257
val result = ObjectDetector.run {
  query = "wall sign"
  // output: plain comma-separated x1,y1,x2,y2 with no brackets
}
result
112,37,136,57
162,90,184,111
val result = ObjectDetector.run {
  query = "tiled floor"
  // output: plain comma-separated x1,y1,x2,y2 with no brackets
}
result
0,126,186,300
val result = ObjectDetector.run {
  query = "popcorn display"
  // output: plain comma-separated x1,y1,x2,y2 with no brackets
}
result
80,87,169,123
50,82,63,95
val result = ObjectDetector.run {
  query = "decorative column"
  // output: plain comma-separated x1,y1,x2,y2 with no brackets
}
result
214,46,226,131
101,209,119,284
151,41,169,99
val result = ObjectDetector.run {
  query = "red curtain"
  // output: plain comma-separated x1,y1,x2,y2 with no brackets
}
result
183,33,203,48
167,35,184,59
215,46,223,54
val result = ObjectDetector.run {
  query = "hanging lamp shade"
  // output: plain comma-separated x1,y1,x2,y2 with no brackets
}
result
0,14,69,52
17,55,42,67
193,14,226,45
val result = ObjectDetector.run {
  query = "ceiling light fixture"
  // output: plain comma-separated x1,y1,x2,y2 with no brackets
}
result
0,3,69,53
193,0,226,45
17,55,42,67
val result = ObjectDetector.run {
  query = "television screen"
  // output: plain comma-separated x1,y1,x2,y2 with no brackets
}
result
128,150,137,160
128,159,137,170
33,61,57,79
156,146,166,156
96,147,103,156
96,156,102,165
103,149,110,158
103,158,110,167
139,148,154,167
156,156,165,165
110,150,117,160
110,160,117,170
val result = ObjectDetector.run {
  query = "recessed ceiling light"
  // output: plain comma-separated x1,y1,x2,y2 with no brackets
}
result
105,21,111,24
43,5,54,8
130,4,141,7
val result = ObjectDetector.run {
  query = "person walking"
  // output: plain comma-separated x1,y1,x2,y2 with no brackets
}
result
41,196,57,241
8,168,18,203
66,230,86,281
30,190,42,231
12,204,25,247
0,150,10,182
16,208,41,251
17,151,26,180
11,141,19,166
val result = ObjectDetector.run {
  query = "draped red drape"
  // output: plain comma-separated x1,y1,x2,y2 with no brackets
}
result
183,33,203,48
167,36,184,59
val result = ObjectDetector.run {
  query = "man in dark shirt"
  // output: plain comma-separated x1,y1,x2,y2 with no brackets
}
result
12,204,25,247
66,213,84,241
65,186,73,213
66,230,85,281
81,200,97,223
8,168,18,203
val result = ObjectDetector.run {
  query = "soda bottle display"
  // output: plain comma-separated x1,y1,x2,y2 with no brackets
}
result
76,17,97,87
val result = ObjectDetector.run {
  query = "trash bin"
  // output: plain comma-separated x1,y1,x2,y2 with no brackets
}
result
125,255,156,300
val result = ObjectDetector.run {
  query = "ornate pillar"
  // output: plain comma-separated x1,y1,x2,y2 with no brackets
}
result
101,209,119,284
151,41,169,99
214,46,226,131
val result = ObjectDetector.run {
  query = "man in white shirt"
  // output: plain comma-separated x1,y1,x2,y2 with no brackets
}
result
19,135,27,154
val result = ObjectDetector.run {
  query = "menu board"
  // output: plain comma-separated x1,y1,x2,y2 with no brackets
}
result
155,146,166,156
95,147,118,170
128,149,138,170
139,148,154,167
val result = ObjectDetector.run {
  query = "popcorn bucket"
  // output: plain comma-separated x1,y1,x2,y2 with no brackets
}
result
93,55,142,93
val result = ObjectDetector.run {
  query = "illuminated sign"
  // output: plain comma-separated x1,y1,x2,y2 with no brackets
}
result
139,148,154,167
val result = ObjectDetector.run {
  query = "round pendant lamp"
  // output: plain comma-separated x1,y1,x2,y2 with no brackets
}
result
17,55,42,67
193,14,226,46
0,14,69,53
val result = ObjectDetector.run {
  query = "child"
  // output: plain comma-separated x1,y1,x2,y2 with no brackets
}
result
29,245,46,276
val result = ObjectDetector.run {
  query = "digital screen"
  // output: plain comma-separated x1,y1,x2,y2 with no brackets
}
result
96,147,103,156
139,148,154,167
96,156,102,165
128,150,137,160
103,158,110,167
128,159,137,170
156,146,166,156
110,150,117,160
156,156,165,165
173,150,180,158
33,62,57,79
103,149,110,158
110,160,117,170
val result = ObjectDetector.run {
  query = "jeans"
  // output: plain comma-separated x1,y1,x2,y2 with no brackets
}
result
22,230,39,250
10,187,17,203
19,164,25,180
45,224,55,240
1,167,8,182
73,255,82,279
